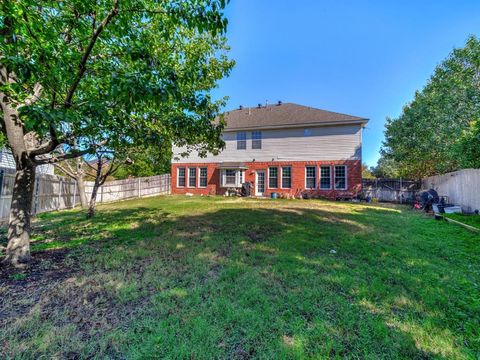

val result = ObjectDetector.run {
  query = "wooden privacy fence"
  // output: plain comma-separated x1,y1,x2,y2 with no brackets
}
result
0,168,171,221
362,178,421,203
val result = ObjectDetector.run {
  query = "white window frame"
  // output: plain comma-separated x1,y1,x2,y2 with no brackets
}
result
221,169,244,188
198,167,208,188
281,166,292,189
252,131,262,149
177,167,186,188
334,165,347,190
268,166,278,189
319,166,332,190
188,167,197,188
305,166,316,189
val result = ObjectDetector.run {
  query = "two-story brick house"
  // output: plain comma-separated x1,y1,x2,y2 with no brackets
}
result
171,102,368,198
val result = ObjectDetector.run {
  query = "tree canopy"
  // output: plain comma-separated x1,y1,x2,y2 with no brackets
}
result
1,0,234,157
381,35,480,179
0,0,234,265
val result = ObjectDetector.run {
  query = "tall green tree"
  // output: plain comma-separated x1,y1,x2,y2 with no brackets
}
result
0,0,233,266
382,35,480,179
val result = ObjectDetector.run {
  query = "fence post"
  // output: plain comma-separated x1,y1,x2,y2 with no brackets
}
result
399,177,403,204
0,169,4,198
72,180,77,208
33,176,40,215
58,178,62,210
138,177,141,198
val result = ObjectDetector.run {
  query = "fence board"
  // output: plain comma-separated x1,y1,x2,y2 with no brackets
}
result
362,178,421,203
0,168,170,221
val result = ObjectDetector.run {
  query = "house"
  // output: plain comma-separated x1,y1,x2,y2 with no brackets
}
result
171,102,368,198
0,148,54,175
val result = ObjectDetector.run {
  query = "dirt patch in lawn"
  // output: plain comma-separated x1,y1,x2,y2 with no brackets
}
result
0,248,82,326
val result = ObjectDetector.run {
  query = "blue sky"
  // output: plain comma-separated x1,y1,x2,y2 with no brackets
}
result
214,0,480,167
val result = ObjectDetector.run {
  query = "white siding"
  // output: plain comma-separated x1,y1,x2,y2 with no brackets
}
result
173,125,362,163
0,149,55,175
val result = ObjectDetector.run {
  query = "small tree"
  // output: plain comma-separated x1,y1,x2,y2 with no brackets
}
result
83,149,128,218
0,1,234,266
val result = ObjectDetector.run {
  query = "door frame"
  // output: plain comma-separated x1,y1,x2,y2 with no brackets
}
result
255,170,266,197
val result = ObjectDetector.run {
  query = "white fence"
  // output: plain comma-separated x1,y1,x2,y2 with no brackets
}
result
423,169,480,212
362,178,420,203
0,168,171,221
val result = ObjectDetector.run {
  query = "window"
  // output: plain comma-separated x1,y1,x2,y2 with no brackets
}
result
304,128,312,136
221,169,244,187
252,131,262,149
320,166,331,190
282,166,291,188
188,167,197,187
177,167,186,187
334,166,347,190
269,167,278,188
225,169,236,186
199,167,207,187
305,166,316,189
237,132,246,150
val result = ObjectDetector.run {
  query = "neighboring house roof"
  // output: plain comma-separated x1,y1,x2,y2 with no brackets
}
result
222,102,368,131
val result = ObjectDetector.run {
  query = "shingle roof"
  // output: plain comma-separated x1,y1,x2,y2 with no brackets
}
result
222,103,368,131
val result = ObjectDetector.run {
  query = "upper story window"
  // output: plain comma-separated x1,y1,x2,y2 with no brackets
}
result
237,132,246,150
334,165,347,190
252,131,262,149
305,166,316,189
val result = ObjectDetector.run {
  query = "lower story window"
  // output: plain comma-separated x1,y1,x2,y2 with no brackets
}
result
334,165,347,190
177,167,186,187
320,166,331,189
269,167,278,188
282,166,291,188
225,169,236,186
199,167,207,187
188,167,197,187
221,169,245,187
305,166,316,189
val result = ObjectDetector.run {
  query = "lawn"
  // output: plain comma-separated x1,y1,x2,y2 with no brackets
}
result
1,196,479,359
444,213,480,231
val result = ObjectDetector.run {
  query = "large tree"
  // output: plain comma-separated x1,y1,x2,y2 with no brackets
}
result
0,0,233,266
381,35,480,179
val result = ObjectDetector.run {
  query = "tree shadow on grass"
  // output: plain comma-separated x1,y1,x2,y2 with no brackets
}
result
1,200,479,358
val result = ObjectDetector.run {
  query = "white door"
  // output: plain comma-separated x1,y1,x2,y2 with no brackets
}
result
256,171,266,196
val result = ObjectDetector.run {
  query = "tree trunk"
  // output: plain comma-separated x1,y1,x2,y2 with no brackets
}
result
76,172,88,209
4,163,36,266
87,179,100,219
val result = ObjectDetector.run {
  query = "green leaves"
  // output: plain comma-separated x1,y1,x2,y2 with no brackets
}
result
381,35,480,179
0,0,234,160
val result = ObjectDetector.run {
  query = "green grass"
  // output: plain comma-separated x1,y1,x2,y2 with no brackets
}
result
1,196,480,359
444,213,480,230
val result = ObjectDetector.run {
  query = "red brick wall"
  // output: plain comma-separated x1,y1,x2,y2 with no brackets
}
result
171,160,361,198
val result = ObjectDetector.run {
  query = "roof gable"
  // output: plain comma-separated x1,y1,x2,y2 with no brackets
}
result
222,103,368,131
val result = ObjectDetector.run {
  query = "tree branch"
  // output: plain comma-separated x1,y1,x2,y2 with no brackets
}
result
54,163,76,179
28,123,59,156
33,139,108,165
22,83,43,107
64,0,119,108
